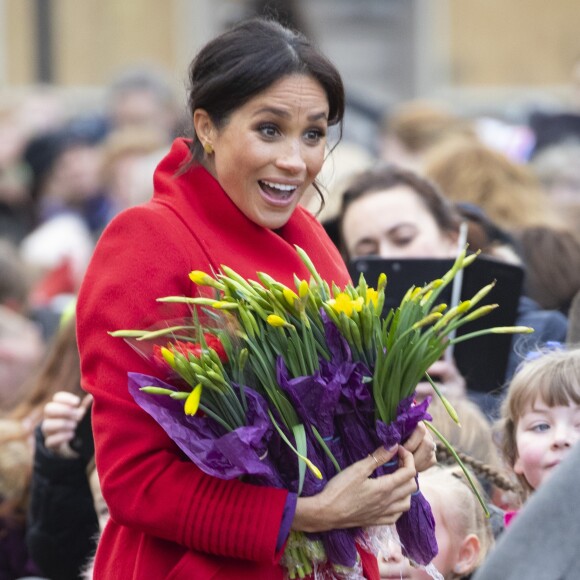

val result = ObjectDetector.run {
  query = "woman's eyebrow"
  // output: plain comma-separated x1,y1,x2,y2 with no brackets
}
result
253,107,328,122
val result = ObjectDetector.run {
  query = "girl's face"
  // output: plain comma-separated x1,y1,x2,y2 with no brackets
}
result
341,186,458,259
514,397,580,490
377,488,463,579
195,74,329,230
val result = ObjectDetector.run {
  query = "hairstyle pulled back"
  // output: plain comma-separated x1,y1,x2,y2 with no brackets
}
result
186,18,345,162
338,163,460,255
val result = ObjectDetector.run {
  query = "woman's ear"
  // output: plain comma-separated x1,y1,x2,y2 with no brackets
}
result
453,533,480,577
193,109,216,150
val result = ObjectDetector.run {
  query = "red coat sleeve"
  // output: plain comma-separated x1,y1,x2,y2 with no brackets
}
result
76,204,288,563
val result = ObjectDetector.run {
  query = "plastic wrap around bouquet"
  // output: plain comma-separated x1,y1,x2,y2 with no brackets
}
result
111,246,531,580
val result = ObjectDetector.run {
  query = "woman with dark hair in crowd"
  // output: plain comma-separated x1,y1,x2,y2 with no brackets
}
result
337,164,568,415
76,18,435,579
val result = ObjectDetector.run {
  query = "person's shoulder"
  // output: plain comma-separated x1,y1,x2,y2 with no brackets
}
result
517,297,568,335
95,200,179,250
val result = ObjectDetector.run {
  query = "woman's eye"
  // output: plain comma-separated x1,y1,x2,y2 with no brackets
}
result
353,241,379,257
531,423,550,432
304,128,325,143
258,124,279,138
392,235,414,247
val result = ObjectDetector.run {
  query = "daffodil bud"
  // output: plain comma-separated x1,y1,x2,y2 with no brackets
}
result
430,303,447,314
461,304,498,323
188,271,224,289
283,287,299,307
461,250,480,268
469,281,496,308
411,312,443,330
267,314,292,328
211,301,239,310
160,347,175,368
491,326,534,334
184,384,202,416
238,348,249,370
377,272,387,292
139,386,175,396
169,391,190,400
303,457,323,479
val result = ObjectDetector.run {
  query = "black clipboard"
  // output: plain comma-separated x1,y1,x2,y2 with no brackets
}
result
348,256,524,393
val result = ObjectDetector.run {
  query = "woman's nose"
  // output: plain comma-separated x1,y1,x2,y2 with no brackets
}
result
275,142,306,174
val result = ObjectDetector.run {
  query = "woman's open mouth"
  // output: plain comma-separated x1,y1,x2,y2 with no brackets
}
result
258,180,299,206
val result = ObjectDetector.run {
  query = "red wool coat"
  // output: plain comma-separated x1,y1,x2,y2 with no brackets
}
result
77,139,379,579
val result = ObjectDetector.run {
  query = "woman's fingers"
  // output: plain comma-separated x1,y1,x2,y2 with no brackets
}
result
403,422,436,472
294,444,419,532
366,444,399,475
44,429,75,449
79,394,93,412
51,391,82,406
41,416,77,439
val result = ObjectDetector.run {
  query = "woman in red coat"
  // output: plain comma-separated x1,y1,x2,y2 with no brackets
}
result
76,18,436,579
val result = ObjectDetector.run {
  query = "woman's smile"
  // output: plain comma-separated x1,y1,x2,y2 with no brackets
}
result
197,73,329,230
257,179,301,206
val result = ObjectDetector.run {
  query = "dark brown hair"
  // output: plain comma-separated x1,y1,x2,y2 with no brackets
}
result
186,18,345,163
338,164,461,256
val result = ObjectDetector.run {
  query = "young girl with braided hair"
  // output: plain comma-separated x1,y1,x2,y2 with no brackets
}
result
428,396,520,513
378,464,494,579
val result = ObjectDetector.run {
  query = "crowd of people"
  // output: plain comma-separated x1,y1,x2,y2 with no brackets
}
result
1,14,580,580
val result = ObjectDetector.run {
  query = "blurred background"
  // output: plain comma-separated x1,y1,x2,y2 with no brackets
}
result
2,4,580,579
2,0,580,151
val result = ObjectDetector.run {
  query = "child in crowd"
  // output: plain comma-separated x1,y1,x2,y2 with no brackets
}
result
429,398,520,520
378,464,494,579
498,346,580,521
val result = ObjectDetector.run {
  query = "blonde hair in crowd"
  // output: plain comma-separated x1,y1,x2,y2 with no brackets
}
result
423,139,561,230
420,464,494,577
498,346,580,495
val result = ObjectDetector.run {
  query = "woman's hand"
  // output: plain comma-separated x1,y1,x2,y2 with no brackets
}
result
292,445,417,533
41,392,93,458
402,421,436,473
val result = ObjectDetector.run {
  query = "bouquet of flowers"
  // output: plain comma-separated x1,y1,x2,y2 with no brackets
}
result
111,246,531,579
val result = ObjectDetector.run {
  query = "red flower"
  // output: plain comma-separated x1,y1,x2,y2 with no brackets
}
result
154,334,228,365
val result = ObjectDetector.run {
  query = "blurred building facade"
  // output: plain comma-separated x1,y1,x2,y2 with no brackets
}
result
1,0,579,121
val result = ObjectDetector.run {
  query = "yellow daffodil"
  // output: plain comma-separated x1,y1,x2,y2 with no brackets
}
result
365,288,379,308
211,300,239,310
189,270,213,285
377,272,387,292
188,270,224,290
298,279,309,298
328,293,364,317
283,287,299,307
267,314,292,328
184,383,202,416
160,346,175,368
